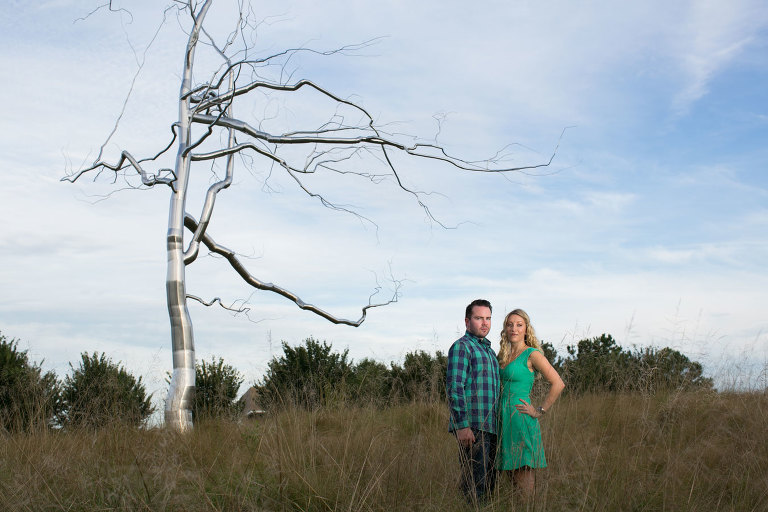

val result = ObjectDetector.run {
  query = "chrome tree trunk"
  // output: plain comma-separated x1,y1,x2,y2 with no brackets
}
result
164,0,212,431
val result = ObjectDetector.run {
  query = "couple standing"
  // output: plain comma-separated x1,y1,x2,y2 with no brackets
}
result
446,299,565,504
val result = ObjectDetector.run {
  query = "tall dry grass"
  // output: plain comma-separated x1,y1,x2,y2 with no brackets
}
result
1,391,766,511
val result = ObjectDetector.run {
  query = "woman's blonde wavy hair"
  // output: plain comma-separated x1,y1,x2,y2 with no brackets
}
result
498,308,540,367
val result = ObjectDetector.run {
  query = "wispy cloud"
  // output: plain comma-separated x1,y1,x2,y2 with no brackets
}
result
670,1,768,117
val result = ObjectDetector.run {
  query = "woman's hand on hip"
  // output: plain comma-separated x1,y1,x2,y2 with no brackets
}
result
516,399,540,418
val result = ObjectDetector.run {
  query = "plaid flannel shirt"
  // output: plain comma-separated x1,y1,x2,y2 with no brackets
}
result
446,331,500,434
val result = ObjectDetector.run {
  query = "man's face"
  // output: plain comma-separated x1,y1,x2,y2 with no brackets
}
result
465,306,492,338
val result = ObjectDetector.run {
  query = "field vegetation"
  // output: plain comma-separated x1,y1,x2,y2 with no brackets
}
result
1,391,766,511
1,333,766,510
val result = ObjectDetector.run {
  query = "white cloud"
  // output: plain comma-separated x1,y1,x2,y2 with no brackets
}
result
646,247,697,264
670,0,768,116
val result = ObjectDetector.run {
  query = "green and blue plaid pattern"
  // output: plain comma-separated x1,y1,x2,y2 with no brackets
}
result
447,332,500,433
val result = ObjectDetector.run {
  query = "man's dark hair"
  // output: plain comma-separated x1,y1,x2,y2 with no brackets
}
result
465,299,492,319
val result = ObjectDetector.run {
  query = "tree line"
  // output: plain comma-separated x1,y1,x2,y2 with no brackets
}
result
255,337,448,409
0,331,244,433
254,335,713,410
544,333,713,394
1,330,712,432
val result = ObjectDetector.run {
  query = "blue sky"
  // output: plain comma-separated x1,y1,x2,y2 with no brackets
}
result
1,1,767,404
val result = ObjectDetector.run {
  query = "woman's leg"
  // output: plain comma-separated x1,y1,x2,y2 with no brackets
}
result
512,466,535,500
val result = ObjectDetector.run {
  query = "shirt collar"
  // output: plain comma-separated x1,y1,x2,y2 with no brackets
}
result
465,331,491,346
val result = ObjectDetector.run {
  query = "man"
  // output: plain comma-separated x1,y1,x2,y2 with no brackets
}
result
446,299,500,503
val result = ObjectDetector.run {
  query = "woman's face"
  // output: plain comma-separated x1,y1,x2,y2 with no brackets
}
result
505,314,527,344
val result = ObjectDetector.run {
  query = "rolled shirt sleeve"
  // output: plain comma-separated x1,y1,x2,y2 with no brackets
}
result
447,341,471,430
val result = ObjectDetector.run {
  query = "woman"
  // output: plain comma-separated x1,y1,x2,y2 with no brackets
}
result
496,309,565,500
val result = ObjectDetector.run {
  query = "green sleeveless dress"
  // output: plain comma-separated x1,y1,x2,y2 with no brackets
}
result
496,347,547,470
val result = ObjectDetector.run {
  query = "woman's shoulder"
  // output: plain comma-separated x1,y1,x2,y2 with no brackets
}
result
525,347,545,364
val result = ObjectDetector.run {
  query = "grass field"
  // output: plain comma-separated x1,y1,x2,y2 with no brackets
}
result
1,390,766,511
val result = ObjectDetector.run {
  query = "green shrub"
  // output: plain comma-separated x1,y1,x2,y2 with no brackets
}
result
59,352,153,429
257,337,353,409
348,357,392,405
0,332,61,432
561,334,633,392
388,350,447,403
194,356,244,420
257,339,458,408
552,334,713,394
633,346,713,392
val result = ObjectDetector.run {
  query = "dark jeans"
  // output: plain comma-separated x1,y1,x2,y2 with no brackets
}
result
456,428,497,503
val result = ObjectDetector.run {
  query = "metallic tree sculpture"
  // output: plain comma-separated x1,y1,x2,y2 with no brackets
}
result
64,0,558,431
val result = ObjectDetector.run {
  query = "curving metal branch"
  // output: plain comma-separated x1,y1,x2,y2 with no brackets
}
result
182,39,382,104
62,125,180,185
184,72,237,264
190,110,559,173
184,215,400,326
185,294,266,324
187,294,250,312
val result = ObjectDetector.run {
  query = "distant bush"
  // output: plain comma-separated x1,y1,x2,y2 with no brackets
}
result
256,338,451,409
632,346,713,393
559,334,634,393
388,350,447,403
59,352,154,429
194,356,244,420
0,332,61,432
551,334,713,394
257,337,354,409
348,357,392,405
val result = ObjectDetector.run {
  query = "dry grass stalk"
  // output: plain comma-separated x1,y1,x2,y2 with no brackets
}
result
1,392,766,511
